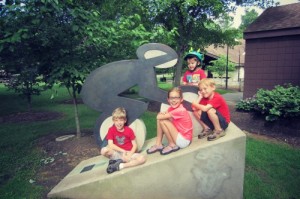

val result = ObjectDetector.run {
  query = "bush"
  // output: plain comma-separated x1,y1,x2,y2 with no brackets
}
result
235,97,256,111
236,84,300,121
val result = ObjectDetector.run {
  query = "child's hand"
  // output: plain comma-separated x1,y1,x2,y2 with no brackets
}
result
198,91,203,98
192,100,199,107
122,151,132,162
159,111,167,115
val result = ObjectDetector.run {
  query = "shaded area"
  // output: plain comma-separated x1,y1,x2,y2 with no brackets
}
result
0,111,64,123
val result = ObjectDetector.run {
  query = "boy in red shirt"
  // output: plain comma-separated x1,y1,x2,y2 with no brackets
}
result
101,107,146,174
191,78,230,141
182,51,207,86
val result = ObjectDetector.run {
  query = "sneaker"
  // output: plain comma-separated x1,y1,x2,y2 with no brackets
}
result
207,130,226,141
107,159,123,174
108,159,117,165
198,128,212,139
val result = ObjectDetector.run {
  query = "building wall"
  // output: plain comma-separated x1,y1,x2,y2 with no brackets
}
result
243,35,300,98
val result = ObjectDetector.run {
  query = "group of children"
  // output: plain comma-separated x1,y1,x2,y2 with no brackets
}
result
101,51,230,174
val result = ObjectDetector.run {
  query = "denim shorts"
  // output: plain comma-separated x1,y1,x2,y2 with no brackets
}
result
200,111,228,130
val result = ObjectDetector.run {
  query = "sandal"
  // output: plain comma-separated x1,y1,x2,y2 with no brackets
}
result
198,128,212,139
160,145,180,155
207,130,226,141
146,145,164,154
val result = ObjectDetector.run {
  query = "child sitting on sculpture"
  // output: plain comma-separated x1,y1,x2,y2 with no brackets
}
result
147,87,193,155
191,78,230,141
101,107,146,174
182,50,207,86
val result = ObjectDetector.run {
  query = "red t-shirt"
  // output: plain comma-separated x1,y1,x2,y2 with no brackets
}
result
106,125,136,151
200,92,231,123
182,68,207,86
168,104,193,141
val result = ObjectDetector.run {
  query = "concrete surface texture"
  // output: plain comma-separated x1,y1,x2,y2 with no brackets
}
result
48,122,246,199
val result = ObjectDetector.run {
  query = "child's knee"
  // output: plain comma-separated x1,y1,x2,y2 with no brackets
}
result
158,119,165,126
138,154,146,164
207,108,216,115
100,147,109,156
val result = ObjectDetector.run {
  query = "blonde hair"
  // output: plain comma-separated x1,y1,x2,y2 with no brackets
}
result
168,87,183,98
198,78,215,87
112,107,127,120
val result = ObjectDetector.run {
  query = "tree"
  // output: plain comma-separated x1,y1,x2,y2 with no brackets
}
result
0,0,117,138
0,0,52,111
207,55,236,78
143,0,278,86
144,0,240,86
0,0,174,138
239,9,259,31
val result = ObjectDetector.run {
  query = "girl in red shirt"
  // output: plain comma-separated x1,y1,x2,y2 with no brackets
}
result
147,87,193,155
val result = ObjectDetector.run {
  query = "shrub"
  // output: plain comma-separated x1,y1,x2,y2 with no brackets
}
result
236,84,300,121
235,97,256,111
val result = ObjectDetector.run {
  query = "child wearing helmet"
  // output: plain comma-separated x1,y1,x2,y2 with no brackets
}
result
182,51,207,86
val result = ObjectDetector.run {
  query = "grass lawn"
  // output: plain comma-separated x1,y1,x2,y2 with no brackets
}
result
0,83,299,199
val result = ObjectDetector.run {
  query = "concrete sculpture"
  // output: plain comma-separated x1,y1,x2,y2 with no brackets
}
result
81,43,178,147
48,43,246,199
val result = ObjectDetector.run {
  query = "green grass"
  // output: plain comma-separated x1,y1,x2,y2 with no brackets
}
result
0,83,299,198
244,137,300,199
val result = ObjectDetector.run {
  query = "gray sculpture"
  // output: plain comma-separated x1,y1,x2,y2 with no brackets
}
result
81,43,182,147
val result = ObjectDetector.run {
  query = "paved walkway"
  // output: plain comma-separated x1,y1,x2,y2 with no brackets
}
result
222,92,243,104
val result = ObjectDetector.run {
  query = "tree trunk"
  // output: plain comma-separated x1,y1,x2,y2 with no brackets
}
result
73,96,81,138
67,87,81,138
27,94,32,112
174,51,184,86
26,83,32,112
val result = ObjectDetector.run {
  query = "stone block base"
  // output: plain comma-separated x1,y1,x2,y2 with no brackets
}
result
48,122,246,199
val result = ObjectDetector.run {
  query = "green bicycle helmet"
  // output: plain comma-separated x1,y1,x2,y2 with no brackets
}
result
184,51,204,62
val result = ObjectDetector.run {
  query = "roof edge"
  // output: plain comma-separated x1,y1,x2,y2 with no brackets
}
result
244,27,300,39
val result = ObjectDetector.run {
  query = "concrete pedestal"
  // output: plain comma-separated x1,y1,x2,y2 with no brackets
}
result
48,122,246,199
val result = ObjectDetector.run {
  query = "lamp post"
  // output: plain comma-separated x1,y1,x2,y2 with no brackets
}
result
225,44,229,89
238,50,240,82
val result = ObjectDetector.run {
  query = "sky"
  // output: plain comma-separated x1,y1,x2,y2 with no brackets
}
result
231,0,300,28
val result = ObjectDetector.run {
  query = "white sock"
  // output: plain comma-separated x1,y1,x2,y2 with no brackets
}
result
119,163,124,170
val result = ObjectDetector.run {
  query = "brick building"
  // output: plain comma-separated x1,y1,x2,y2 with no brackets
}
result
243,3,300,98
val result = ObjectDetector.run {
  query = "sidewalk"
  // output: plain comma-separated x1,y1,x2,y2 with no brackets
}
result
222,92,243,104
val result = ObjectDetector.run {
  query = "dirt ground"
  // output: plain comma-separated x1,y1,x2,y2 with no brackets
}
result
1,101,300,198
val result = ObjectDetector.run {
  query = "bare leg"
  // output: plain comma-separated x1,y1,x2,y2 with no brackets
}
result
100,147,114,159
194,110,211,130
207,108,222,131
158,119,178,147
154,119,165,147
122,154,146,169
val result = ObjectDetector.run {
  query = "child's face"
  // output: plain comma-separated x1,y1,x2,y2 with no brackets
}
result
167,91,183,108
113,118,126,131
187,58,200,71
199,83,215,99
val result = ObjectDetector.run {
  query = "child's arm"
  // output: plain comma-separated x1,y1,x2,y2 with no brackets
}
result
156,111,172,120
129,139,138,154
192,101,213,112
121,139,138,162
191,92,213,112
107,140,126,153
